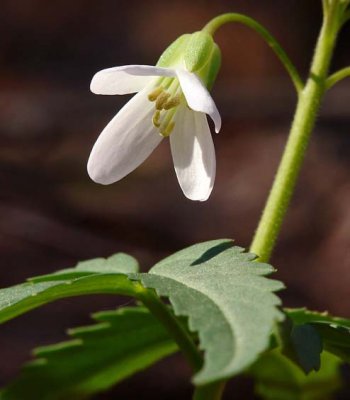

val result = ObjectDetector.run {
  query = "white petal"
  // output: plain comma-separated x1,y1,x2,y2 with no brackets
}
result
176,68,221,133
91,65,176,95
119,65,176,77
170,106,216,201
87,89,163,184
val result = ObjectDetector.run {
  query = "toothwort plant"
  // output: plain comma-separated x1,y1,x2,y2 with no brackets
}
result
1,1,350,399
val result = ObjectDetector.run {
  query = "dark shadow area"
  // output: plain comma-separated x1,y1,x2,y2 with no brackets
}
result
191,241,234,266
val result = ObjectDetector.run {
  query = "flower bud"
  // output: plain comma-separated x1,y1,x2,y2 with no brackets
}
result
157,31,221,89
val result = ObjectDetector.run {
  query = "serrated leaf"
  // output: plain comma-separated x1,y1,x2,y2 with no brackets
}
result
132,239,284,385
30,253,139,282
0,307,177,400
286,308,350,365
250,350,342,400
0,254,140,324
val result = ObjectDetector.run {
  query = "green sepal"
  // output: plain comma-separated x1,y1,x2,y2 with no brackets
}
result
198,44,221,90
156,31,221,89
156,34,190,68
183,31,214,72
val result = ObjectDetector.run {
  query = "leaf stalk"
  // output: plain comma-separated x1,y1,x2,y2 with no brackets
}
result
135,283,203,371
326,66,350,89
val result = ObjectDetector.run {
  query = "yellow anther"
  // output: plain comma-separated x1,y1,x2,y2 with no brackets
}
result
155,92,171,110
152,110,161,127
163,94,181,110
148,87,163,102
160,121,175,137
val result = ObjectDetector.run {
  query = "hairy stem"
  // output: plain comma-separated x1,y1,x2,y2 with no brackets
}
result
249,4,341,262
202,13,303,94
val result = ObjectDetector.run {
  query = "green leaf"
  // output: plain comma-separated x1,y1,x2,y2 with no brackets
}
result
132,239,284,385
0,241,285,390
279,318,322,374
0,254,140,324
286,308,350,365
286,308,350,328
31,253,139,282
0,307,178,400
289,325,322,373
250,350,342,400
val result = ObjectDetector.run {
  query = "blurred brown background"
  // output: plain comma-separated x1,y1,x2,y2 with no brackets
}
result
0,0,349,398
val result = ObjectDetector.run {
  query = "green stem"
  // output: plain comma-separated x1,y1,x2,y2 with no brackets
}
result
135,283,203,371
202,13,304,94
326,66,350,89
322,0,330,15
250,5,341,262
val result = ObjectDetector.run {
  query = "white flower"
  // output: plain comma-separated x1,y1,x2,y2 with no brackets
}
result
88,43,221,201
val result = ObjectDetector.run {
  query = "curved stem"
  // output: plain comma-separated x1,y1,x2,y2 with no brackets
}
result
250,6,341,262
135,283,203,371
326,66,350,89
202,13,304,94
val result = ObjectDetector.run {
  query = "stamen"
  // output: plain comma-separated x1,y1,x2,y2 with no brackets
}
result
148,87,163,102
159,107,177,137
148,79,181,137
152,110,161,127
163,94,181,110
155,92,171,110
160,121,175,137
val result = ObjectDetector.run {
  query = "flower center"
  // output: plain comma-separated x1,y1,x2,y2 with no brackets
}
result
148,79,183,137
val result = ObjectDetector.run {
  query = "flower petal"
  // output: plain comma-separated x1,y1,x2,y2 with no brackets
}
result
91,65,176,95
87,89,163,184
176,68,221,133
170,106,216,201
